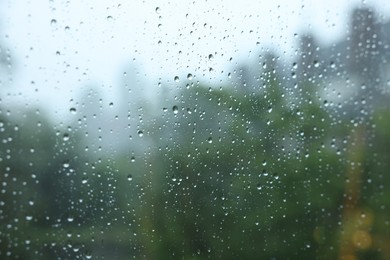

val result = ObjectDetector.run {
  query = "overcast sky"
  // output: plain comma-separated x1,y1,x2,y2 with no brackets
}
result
1,0,390,122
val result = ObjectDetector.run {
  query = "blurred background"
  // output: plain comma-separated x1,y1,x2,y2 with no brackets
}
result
0,0,390,259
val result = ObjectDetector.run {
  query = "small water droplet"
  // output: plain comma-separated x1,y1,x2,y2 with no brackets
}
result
127,174,133,181
187,73,193,80
63,160,70,168
173,105,178,114
137,130,143,137
50,19,57,25
130,156,135,162
174,76,180,82
208,54,214,60
67,216,74,222
69,107,77,114
63,133,69,141
207,137,213,143
323,100,328,107
85,250,92,259
155,7,161,14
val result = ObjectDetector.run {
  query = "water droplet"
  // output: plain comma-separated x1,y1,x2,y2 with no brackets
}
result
63,160,70,168
256,184,262,190
85,250,92,259
163,107,168,112
137,130,143,137
109,102,114,108
130,156,135,162
63,133,69,141
67,216,74,222
50,19,57,25
172,105,179,114
81,178,88,184
208,54,214,60
207,137,213,143
291,72,296,79
26,215,33,221
69,107,77,114
127,174,133,181
187,73,193,80
174,76,180,82
155,7,161,14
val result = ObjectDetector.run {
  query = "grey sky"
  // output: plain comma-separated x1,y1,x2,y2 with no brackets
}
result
1,0,389,122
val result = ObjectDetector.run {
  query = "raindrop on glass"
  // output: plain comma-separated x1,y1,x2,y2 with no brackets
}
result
69,107,77,114
173,105,179,114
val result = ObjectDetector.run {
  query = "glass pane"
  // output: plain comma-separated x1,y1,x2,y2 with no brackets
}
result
1,1,389,259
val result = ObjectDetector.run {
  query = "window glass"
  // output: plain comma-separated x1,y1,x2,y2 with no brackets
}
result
1,1,390,259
